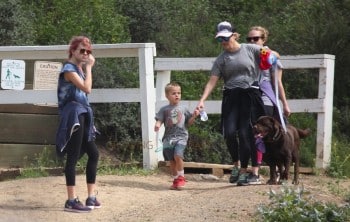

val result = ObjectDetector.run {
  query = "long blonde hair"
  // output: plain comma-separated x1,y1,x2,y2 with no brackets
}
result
249,26,269,42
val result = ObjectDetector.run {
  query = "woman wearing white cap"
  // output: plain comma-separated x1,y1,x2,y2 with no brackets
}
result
197,21,277,186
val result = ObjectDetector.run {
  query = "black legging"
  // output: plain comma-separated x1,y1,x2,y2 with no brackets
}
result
221,88,264,169
65,114,99,186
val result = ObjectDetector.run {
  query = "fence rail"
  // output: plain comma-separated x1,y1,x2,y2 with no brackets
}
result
154,54,335,169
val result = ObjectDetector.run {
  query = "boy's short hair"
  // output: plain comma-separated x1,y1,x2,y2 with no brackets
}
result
165,82,181,95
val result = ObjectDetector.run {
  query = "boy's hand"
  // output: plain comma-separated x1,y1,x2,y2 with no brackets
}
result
154,121,161,132
193,109,200,118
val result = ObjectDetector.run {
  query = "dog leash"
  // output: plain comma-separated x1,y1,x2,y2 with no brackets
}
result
273,62,287,132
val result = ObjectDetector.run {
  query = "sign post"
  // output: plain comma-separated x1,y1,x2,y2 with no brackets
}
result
1,59,25,90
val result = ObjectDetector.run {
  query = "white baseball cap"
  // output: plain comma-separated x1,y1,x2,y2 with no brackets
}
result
215,21,236,38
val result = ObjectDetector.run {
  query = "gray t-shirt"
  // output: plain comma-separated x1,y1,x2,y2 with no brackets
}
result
155,104,192,145
260,59,283,83
211,43,261,89
260,59,284,106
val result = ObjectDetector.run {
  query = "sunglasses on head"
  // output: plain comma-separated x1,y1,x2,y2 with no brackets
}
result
217,35,232,43
246,36,262,42
79,48,92,55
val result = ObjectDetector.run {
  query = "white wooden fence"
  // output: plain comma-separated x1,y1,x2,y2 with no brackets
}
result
154,54,335,169
0,44,335,169
0,44,158,169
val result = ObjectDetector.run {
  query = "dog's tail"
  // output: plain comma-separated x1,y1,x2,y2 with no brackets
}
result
297,128,311,139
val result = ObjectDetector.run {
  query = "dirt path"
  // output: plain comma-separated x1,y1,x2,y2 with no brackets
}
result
0,172,347,222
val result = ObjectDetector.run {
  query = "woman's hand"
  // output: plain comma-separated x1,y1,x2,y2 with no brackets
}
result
86,54,95,67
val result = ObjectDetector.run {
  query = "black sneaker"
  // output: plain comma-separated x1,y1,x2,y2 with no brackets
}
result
237,173,249,186
86,196,102,209
64,198,92,213
229,167,240,183
247,173,262,185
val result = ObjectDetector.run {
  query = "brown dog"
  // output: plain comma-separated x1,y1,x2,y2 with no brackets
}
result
253,116,311,185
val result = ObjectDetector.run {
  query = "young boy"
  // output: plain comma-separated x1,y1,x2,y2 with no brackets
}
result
154,82,199,190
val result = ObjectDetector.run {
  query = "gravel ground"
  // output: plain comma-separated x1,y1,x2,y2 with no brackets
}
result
0,172,347,222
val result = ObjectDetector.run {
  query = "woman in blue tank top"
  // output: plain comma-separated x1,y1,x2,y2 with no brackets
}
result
56,36,101,212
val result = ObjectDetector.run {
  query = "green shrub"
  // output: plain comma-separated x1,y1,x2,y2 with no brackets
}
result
256,185,350,222
327,139,350,178
105,139,143,163
288,113,317,167
329,106,350,178
25,147,63,168
185,114,231,164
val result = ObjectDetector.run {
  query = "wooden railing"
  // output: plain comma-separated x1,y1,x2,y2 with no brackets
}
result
154,54,335,169
0,44,158,169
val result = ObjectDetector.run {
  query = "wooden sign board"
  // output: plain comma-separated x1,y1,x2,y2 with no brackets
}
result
1,59,25,90
33,61,62,90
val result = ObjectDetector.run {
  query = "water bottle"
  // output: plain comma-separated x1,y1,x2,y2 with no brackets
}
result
267,53,277,66
200,110,208,121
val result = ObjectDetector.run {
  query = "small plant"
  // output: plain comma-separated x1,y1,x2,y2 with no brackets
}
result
113,163,158,176
17,168,49,178
327,140,350,178
258,166,270,176
15,146,156,179
256,185,350,222
345,191,350,204
17,147,64,179
22,146,64,169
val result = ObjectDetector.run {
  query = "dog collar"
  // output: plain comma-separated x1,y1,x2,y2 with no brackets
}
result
272,130,282,141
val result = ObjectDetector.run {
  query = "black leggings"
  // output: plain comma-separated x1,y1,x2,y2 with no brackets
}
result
222,88,264,168
65,114,99,186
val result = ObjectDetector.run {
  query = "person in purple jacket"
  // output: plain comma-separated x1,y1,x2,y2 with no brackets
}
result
247,26,291,169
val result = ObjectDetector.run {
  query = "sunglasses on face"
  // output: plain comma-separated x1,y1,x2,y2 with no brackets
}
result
246,36,262,42
79,48,92,55
217,35,232,43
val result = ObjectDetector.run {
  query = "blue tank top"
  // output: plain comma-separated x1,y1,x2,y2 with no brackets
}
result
57,62,90,114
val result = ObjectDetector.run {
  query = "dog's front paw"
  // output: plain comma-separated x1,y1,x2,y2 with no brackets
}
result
292,179,299,185
278,179,288,185
266,179,278,185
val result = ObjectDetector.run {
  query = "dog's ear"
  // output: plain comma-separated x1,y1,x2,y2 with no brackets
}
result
257,115,266,123
272,118,285,134
264,116,276,134
267,116,275,127
272,117,281,132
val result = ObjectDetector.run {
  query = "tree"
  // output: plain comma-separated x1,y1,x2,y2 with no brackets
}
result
0,0,35,45
20,0,129,44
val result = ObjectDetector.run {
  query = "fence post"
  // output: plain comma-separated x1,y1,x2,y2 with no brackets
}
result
315,55,335,168
139,46,157,169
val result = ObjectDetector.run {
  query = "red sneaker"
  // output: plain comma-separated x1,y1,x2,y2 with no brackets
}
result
170,178,179,190
177,176,186,189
